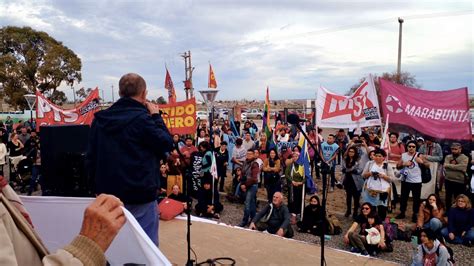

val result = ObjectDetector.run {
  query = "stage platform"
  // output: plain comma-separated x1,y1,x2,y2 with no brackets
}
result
159,217,397,265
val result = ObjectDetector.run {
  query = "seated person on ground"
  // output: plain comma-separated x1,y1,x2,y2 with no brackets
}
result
412,228,452,266
195,174,223,219
249,192,293,238
297,195,323,235
416,193,446,233
441,194,474,246
168,184,188,209
344,202,387,256
346,212,386,256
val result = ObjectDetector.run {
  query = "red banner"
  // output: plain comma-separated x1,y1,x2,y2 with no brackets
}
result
158,98,197,135
36,88,100,129
379,79,471,140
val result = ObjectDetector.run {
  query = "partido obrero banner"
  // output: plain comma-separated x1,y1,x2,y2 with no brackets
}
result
36,88,100,129
316,75,382,128
379,79,471,141
158,97,197,135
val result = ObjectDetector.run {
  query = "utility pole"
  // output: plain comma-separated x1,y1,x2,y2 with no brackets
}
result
111,85,115,102
182,50,194,100
397,17,404,82
71,84,76,107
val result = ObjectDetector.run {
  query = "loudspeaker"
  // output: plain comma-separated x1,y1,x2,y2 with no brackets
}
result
40,125,93,197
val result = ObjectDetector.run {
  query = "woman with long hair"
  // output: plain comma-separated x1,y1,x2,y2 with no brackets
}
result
344,202,386,256
416,193,446,233
297,195,323,235
341,146,364,217
262,149,281,203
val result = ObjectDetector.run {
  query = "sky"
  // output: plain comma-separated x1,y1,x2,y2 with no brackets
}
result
0,0,473,102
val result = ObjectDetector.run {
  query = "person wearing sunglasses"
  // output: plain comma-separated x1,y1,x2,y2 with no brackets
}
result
343,202,385,256
396,140,424,222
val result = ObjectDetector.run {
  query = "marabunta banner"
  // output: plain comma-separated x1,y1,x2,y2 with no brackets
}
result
157,97,197,135
379,79,471,141
36,88,100,129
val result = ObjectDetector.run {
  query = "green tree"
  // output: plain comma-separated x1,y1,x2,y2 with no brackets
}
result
157,96,167,104
0,26,81,108
75,87,93,102
347,71,420,95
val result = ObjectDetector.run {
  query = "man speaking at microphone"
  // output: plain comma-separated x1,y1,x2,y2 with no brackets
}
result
86,73,173,246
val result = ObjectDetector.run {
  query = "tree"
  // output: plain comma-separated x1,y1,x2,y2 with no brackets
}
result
346,71,420,95
157,96,167,104
0,26,82,108
75,87,93,102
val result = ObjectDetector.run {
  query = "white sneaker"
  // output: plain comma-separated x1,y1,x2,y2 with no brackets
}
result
329,187,334,192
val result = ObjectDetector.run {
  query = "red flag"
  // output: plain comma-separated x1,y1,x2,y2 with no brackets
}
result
208,64,217,89
165,68,176,103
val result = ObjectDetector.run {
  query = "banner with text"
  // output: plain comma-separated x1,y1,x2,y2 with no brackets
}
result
36,88,100,129
316,75,381,128
379,79,471,140
158,97,197,135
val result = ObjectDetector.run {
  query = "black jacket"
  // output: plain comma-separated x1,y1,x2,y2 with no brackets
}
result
86,97,173,204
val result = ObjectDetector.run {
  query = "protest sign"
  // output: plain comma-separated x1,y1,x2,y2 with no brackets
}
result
36,88,100,129
379,79,471,140
159,98,197,135
316,75,381,128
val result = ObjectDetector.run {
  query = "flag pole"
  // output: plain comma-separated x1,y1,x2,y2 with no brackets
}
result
301,182,305,220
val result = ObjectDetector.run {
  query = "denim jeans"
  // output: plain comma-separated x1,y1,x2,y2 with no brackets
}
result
28,165,41,195
241,184,258,225
423,217,443,232
125,200,159,246
441,227,474,244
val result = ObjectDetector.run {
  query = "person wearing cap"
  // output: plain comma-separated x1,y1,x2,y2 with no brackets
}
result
415,137,424,151
396,140,425,222
195,173,223,219
444,143,469,209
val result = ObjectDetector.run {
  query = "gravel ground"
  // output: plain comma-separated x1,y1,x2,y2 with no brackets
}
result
197,171,474,266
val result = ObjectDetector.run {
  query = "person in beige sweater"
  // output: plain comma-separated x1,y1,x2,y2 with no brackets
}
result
444,143,469,208
0,175,126,266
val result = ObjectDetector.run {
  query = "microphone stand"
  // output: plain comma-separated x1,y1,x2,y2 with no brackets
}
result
292,122,327,266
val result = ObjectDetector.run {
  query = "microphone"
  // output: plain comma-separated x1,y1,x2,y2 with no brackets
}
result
287,113,307,124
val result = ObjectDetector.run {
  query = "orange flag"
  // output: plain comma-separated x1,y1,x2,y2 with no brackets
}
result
165,68,176,103
208,64,217,89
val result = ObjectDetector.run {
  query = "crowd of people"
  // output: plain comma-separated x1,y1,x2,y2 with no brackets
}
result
157,112,473,264
0,116,41,195
0,72,472,265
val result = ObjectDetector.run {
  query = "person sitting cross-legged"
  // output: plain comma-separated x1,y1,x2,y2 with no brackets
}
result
249,192,293,238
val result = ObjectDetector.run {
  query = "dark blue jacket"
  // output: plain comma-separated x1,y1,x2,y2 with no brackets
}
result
87,97,173,204
447,207,474,235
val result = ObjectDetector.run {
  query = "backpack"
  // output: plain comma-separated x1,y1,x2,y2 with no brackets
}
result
382,221,398,243
421,243,455,265
326,214,342,235
419,162,432,183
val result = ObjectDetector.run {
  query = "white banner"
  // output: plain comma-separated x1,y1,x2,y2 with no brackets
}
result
316,75,381,128
21,196,171,266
